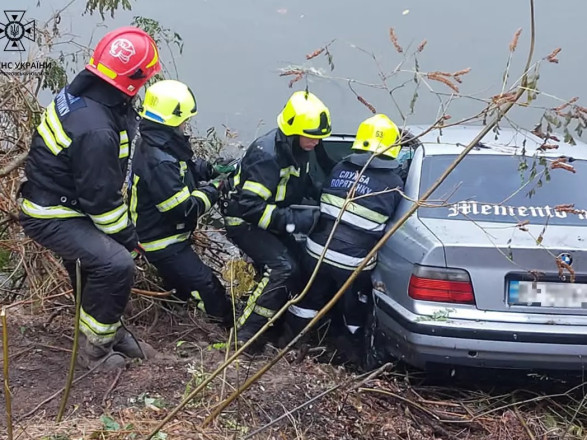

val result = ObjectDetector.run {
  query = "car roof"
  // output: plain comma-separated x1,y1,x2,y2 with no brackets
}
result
405,124,587,160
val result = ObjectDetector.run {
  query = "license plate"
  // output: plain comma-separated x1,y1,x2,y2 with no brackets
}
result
508,280,587,308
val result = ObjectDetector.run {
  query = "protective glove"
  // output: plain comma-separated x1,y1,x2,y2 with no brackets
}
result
211,157,237,177
130,243,147,261
211,177,228,192
285,207,320,235
192,157,214,181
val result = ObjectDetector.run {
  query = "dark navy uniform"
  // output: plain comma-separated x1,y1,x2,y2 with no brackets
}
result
19,70,139,345
287,153,404,336
225,128,319,339
129,120,230,321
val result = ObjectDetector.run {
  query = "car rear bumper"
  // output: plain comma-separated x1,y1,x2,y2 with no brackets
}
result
373,290,587,370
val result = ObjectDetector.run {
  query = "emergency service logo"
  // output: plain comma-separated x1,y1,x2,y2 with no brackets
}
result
0,10,36,52
109,38,136,63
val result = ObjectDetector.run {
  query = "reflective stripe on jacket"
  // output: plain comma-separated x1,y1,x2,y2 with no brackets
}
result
129,120,218,260
307,153,404,269
228,128,317,233
21,70,139,251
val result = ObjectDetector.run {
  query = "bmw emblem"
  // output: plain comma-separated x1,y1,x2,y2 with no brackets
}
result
558,253,573,266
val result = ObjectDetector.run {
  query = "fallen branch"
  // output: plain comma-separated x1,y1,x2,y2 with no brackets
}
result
0,152,27,178
56,259,82,422
2,308,14,440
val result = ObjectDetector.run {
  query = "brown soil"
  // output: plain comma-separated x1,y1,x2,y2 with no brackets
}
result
0,299,584,440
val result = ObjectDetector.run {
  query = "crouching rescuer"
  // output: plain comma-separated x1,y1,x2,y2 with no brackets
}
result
222,91,331,348
18,27,161,369
129,80,232,324
285,114,405,359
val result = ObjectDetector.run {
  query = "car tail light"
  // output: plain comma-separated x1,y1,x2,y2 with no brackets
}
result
408,265,475,304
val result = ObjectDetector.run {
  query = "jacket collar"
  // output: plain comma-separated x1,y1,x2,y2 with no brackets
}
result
345,152,400,170
68,70,131,108
275,128,312,168
139,120,193,161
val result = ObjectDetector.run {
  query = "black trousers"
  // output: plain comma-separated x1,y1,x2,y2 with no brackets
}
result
153,244,231,321
287,252,373,335
226,223,302,339
20,215,135,344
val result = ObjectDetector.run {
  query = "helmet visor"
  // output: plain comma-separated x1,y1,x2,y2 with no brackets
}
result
302,111,331,137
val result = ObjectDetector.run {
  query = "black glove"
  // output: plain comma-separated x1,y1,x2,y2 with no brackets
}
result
193,157,214,181
285,208,320,235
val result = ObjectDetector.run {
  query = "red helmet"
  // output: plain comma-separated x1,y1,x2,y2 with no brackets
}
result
86,26,161,96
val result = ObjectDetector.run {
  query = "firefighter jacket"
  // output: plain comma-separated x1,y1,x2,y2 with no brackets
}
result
306,153,404,270
226,128,318,233
20,70,139,251
129,120,218,260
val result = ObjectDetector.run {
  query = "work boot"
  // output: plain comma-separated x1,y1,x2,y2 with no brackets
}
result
333,329,365,366
235,326,267,356
77,333,126,371
113,325,157,360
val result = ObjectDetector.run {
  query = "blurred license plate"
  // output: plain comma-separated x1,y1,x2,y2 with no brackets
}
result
508,280,587,308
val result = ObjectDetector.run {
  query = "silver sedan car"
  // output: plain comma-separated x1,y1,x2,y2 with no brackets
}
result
316,125,587,371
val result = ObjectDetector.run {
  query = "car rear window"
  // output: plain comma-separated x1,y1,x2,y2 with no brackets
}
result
418,154,587,225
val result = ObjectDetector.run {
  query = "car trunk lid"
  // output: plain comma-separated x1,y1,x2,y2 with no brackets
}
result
418,217,587,315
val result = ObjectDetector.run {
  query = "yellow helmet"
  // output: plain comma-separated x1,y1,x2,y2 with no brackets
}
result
140,79,197,127
351,114,401,159
277,91,332,139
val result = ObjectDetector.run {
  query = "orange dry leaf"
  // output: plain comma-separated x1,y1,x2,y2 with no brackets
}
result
288,73,304,88
389,28,403,53
516,220,530,231
546,48,562,63
550,158,576,173
357,96,376,114
280,69,303,77
452,67,471,77
509,28,522,52
417,39,427,53
491,92,518,105
537,143,559,150
306,47,325,60
427,73,459,93
555,204,583,215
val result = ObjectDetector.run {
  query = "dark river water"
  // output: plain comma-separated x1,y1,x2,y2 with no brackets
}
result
11,0,587,145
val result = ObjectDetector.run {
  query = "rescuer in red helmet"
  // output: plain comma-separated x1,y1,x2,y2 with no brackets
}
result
19,27,161,370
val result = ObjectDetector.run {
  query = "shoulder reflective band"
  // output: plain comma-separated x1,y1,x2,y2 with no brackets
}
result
156,187,190,212
242,181,272,200
192,190,211,213
130,175,140,225
305,237,377,271
119,130,129,158
233,167,241,187
276,166,300,202
89,204,129,235
21,199,85,219
179,161,187,178
141,232,190,252
37,101,72,156
258,204,276,230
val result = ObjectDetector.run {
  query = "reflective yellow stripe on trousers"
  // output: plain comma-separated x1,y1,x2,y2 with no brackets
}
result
79,307,121,345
